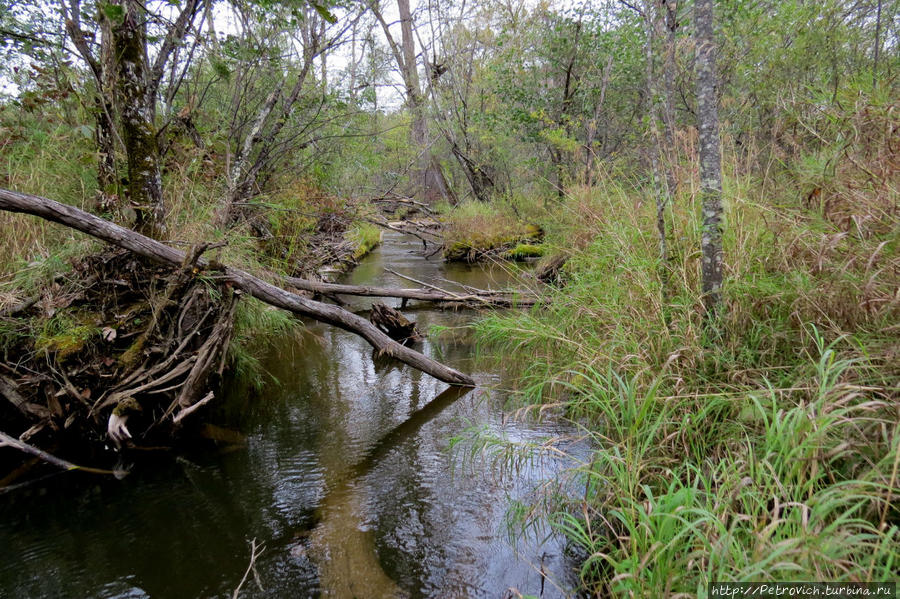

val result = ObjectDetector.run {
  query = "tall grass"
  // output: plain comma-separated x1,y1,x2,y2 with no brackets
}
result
473,97,898,594
0,110,98,283
442,200,541,258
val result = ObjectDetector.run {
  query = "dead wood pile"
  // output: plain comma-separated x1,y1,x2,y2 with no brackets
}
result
0,248,236,450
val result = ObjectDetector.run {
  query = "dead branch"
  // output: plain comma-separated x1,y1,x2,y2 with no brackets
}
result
370,195,436,215
0,188,475,387
0,294,40,318
0,374,48,418
362,216,441,250
370,302,423,343
282,272,538,308
0,430,119,476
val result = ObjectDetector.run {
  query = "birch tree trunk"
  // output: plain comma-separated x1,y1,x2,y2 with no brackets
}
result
694,0,724,315
112,0,165,237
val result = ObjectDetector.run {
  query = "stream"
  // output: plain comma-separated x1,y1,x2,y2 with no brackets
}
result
0,232,581,598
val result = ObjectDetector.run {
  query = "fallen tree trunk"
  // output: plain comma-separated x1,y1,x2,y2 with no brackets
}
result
0,188,475,387
282,275,538,308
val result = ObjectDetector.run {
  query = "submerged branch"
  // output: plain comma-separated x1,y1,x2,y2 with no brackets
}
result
0,431,120,476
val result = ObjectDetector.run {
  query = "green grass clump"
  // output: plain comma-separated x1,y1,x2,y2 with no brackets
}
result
348,222,382,259
443,201,542,261
34,312,100,361
473,169,899,595
503,243,545,260
227,296,302,391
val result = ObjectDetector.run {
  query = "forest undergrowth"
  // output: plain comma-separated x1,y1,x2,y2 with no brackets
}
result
468,90,899,596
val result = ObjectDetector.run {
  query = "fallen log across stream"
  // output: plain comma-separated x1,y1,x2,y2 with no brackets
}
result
0,188,475,387
283,273,538,308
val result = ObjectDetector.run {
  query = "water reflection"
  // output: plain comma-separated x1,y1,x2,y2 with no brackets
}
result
0,233,581,598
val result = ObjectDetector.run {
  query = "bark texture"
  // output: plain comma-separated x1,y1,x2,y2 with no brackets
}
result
694,0,725,314
112,0,165,237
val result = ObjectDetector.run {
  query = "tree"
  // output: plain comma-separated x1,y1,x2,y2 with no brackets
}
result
424,0,503,202
61,0,119,210
370,0,452,203
109,0,166,236
61,0,203,236
635,0,679,275
216,2,357,228
694,0,724,315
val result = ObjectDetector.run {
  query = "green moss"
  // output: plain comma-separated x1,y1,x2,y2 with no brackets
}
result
35,314,99,362
503,243,546,260
523,224,544,239
118,337,146,368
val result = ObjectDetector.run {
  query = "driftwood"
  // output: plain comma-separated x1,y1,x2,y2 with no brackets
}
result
369,195,436,216
370,303,423,344
363,216,442,251
0,188,475,387
0,295,40,318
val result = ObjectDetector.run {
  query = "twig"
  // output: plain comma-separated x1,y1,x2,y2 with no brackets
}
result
362,217,441,250
384,268,463,299
232,537,266,599
172,391,214,424
369,195,436,216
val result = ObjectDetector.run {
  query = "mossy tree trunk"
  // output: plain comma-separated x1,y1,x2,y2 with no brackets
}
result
111,0,165,238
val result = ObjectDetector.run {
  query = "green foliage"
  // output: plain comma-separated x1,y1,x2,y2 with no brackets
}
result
99,3,124,23
473,165,899,593
348,222,381,260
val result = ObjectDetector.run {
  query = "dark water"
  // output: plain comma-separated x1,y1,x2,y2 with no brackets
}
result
0,233,581,598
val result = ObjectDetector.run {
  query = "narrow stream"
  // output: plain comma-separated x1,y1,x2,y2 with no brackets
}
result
0,232,581,598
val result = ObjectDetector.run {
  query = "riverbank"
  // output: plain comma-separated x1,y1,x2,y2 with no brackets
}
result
472,169,899,594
